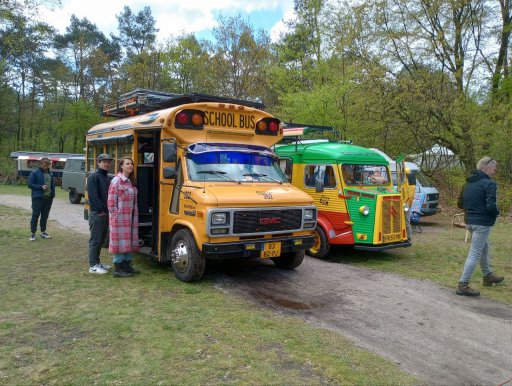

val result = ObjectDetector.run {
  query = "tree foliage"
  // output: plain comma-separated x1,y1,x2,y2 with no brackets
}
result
1,0,511,183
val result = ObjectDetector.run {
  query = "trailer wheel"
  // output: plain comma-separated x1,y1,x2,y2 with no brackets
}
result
308,226,330,259
169,229,206,282
68,189,82,204
272,250,304,270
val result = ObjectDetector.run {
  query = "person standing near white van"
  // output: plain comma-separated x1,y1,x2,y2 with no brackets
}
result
28,157,55,241
456,156,504,296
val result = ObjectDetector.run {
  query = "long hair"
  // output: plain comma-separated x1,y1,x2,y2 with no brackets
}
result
119,156,136,186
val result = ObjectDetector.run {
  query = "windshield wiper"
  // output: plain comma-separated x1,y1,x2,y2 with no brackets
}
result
243,173,283,184
197,170,240,183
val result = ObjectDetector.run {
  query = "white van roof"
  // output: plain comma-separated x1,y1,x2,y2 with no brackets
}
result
369,149,420,172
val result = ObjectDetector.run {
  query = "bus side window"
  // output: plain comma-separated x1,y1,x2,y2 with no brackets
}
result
324,165,336,188
305,165,316,187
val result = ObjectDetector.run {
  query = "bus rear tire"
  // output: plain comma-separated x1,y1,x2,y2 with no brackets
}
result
272,251,304,270
170,229,206,282
68,189,82,204
307,226,330,259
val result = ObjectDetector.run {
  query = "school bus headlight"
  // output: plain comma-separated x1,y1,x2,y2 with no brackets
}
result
359,206,370,215
304,209,315,221
211,212,228,225
404,203,410,212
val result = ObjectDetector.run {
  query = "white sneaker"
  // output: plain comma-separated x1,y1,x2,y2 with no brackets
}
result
29,233,36,241
98,263,111,270
89,264,108,274
40,232,52,239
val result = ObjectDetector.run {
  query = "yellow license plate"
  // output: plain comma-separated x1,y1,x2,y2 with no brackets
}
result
383,233,401,242
261,242,281,258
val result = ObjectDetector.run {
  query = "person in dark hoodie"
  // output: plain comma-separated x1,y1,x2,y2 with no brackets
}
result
87,154,113,274
456,156,504,296
28,157,55,241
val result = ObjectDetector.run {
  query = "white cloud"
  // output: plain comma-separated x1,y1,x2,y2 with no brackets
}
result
40,0,293,43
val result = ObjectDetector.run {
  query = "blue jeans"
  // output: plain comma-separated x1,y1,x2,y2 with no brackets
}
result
88,211,108,267
113,253,133,264
459,224,493,283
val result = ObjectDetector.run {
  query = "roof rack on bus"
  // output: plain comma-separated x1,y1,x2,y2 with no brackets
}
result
281,122,349,144
101,89,266,118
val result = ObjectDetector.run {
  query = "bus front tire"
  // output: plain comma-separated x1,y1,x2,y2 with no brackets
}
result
170,229,206,282
272,251,304,270
68,189,82,204
307,226,330,259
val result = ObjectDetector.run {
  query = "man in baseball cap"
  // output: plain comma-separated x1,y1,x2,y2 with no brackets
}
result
87,153,113,274
97,153,113,162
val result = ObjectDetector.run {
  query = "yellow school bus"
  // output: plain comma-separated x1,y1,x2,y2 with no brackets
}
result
85,90,317,282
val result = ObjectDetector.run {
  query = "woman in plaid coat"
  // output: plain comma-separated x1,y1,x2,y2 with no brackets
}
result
107,157,140,278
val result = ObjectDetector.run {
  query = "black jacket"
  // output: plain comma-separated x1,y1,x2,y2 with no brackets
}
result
458,170,499,226
87,168,111,213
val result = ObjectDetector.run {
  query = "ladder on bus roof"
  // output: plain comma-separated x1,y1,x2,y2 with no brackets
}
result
101,89,266,118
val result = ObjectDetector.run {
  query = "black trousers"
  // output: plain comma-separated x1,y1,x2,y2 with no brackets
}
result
30,197,53,233
88,211,109,267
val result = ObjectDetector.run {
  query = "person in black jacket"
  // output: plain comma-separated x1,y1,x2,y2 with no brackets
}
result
28,157,55,241
456,156,504,296
87,154,113,274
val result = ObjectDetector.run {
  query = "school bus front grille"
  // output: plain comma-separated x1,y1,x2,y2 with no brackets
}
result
233,209,302,234
381,197,402,239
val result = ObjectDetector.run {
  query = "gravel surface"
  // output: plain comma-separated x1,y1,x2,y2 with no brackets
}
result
2,193,511,385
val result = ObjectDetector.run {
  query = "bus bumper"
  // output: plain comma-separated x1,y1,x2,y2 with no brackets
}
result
202,235,315,260
354,240,412,252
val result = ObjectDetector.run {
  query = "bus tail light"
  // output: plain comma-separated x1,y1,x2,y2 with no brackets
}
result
256,118,281,135
175,109,205,129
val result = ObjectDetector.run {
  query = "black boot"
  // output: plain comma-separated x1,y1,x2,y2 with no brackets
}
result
122,260,141,274
113,263,132,278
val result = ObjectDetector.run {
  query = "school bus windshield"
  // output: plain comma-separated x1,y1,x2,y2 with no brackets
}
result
186,143,287,183
342,164,390,186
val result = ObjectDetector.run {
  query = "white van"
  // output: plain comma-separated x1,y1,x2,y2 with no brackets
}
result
370,149,440,216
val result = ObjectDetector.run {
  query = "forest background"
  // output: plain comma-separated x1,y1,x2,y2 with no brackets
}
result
1,0,512,214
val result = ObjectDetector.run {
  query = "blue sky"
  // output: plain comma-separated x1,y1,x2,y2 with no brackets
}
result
40,0,295,43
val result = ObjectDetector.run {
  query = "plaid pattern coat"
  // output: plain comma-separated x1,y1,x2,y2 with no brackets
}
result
107,173,139,254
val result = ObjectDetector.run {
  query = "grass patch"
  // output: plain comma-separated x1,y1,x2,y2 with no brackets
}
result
0,183,68,200
331,216,511,304
0,204,416,385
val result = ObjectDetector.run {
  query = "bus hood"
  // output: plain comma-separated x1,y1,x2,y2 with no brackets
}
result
198,184,314,206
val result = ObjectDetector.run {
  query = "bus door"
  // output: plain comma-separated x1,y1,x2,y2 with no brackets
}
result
159,137,178,259
136,131,160,254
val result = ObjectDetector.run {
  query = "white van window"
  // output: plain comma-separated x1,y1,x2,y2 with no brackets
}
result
414,171,436,187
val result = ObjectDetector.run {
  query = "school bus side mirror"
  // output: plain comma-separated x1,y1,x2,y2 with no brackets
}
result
163,167,176,179
163,142,176,162
315,178,324,193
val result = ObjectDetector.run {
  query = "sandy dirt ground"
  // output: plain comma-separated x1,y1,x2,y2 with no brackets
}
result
2,193,511,385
